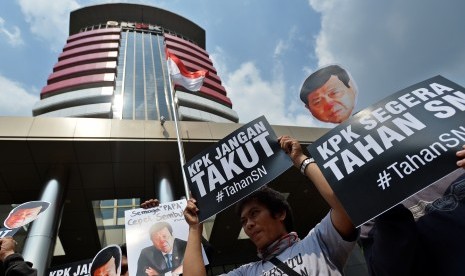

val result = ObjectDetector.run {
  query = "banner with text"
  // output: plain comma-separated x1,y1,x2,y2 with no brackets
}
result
184,115,293,222
307,75,465,226
0,227,19,238
124,199,208,276
47,259,92,276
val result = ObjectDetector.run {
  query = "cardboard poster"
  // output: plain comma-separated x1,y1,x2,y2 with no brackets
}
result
300,64,358,124
307,75,465,226
89,245,122,276
124,199,208,276
183,116,293,222
47,258,92,276
0,227,20,238
3,201,50,230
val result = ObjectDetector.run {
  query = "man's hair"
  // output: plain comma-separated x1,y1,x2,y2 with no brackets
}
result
300,64,351,105
91,245,120,275
235,186,294,232
149,221,173,238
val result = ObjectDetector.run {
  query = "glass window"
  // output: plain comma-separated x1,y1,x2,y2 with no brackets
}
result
100,208,114,220
100,200,115,207
123,31,135,119
117,199,132,206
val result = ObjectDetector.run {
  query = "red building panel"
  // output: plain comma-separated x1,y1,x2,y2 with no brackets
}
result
41,73,115,98
48,62,117,84
67,27,121,43
164,33,208,56
53,51,118,71
59,43,119,61
64,35,121,51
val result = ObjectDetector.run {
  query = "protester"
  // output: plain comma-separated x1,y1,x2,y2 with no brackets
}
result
181,135,357,275
0,237,37,276
136,221,186,276
300,64,357,124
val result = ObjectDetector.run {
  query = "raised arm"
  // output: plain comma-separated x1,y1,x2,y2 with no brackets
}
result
278,135,356,240
182,198,207,276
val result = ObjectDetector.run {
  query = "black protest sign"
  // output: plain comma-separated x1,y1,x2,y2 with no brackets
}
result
47,259,92,276
184,116,293,222
307,75,465,227
0,227,19,238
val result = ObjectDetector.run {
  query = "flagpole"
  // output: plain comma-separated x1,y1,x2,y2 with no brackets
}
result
166,62,191,200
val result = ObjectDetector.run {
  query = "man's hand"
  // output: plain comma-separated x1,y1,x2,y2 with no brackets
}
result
183,198,200,226
141,199,160,209
278,135,308,168
145,266,159,276
0,237,16,262
456,145,465,168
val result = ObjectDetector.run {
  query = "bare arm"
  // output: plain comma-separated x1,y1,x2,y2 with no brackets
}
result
278,135,356,240
182,198,207,276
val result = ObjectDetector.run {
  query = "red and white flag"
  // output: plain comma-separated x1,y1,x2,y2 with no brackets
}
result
166,49,208,92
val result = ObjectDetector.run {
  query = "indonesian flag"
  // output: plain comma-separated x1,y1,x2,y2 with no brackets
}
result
166,50,208,92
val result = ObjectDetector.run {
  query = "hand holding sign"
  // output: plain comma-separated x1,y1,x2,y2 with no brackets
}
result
183,116,292,222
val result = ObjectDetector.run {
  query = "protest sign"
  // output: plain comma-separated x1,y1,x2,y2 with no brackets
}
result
0,227,19,238
47,258,92,276
307,75,465,226
90,245,121,276
183,115,293,222
3,200,50,229
124,199,208,276
299,64,358,124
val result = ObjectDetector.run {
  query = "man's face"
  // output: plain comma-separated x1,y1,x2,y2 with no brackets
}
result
151,227,174,253
5,206,42,228
306,75,356,123
93,257,118,276
240,200,287,250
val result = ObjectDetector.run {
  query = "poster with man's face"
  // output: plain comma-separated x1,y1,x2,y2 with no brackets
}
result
300,64,358,124
90,245,122,276
124,199,209,276
3,200,50,229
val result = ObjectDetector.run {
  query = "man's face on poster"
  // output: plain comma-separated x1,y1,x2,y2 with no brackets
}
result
306,75,356,123
151,226,174,253
92,257,118,276
5,206,42,229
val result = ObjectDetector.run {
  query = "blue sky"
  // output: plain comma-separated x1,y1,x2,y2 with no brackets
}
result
1,0,465,128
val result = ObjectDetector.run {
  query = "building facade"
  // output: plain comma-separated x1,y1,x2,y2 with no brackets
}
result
32,3,238,123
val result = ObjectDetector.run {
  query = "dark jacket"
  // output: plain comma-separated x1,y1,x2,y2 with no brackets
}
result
136,238,187,276
1,253,37,276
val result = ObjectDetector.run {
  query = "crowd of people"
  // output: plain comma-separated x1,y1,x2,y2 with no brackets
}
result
2,139,465,276
2,66,465,275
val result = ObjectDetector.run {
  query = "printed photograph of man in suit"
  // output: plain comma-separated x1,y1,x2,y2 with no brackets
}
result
136,221,187,276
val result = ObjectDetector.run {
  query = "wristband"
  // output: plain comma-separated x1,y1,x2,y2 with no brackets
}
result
300,157,315,175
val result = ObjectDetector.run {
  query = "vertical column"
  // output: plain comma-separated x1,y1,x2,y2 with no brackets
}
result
155,163,175,203
22,166,68,275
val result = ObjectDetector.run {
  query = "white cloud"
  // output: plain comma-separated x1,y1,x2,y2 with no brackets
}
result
0,75,38,116
0,17,24,46
308,0,465,111
17,0,80,51
211,46,330,127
